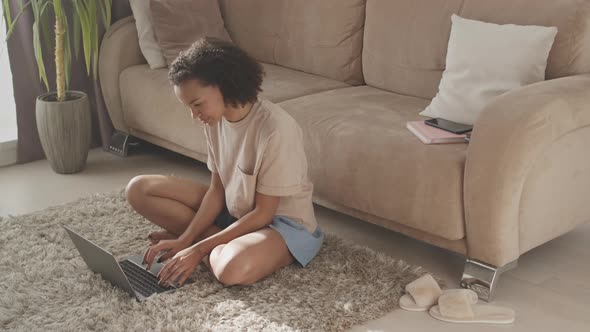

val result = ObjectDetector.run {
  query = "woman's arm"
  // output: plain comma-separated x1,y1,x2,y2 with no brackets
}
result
192,192,280,254
178,172,226,244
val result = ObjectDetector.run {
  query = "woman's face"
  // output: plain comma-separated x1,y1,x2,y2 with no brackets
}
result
174,79,226,126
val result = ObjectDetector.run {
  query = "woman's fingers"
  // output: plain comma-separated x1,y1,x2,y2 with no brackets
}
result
164,265,187,287
176,272,192,287
158,258,179,282
157,249,176,263
143,246,156,269
164,259,199,287
144,243,166,271
142,247,150,265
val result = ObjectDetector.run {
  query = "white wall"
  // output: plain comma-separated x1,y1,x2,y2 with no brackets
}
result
0,4,18,143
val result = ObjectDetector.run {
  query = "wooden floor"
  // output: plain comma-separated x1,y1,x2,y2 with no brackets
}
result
1,146,588,331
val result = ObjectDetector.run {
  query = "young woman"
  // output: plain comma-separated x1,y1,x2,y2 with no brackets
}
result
125,37,324,288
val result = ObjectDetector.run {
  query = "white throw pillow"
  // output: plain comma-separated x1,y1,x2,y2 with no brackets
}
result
129,0,167,69
420,14,558,125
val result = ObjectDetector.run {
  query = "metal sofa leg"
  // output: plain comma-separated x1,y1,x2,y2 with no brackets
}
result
108,130,139,157
460,258,518,302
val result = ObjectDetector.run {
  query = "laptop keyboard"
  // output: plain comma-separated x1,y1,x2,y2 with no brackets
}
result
120,259,173,297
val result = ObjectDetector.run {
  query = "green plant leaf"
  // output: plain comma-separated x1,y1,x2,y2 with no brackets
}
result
98,0,109,28
73,0,92,76
72,6,81,61
87,0,98,79
30,0,37,24
5,0,107,86
98,0,112,29
32,21,49,91
31,1,49,91
104,0,112,28
2,0,12,27
52,0,62,17
4,0,32,42
39,0,53,62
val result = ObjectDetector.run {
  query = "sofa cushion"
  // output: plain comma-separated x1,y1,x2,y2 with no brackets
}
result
129,0,167,69
219,0,366,85
279,86,468,240
150,0,232,66
119,63,351,154
363,0,590,99
260,63,351,103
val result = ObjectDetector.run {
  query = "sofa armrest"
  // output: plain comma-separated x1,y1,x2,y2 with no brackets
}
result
99,16,146,134
464,74,590,267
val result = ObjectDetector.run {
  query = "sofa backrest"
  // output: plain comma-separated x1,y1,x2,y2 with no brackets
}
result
363,0,590,99
219,0,366,85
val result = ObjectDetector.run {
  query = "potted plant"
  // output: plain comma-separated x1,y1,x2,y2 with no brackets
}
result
3,0,112,173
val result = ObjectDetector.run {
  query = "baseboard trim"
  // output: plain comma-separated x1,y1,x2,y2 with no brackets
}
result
0,140,17,167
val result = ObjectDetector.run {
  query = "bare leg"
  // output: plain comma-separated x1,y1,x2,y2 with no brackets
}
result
207,228,294,286
125,175,222,243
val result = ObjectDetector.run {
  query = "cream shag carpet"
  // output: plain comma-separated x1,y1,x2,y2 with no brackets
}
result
0,189,443,331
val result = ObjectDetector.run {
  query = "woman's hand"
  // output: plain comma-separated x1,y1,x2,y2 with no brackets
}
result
142,238,190,271
157,245,207,287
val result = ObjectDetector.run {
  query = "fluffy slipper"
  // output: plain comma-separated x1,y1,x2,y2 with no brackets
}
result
429,289,515,324
399,274,443,311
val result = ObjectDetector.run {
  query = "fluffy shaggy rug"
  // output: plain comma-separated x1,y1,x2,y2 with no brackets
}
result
0,189,443,331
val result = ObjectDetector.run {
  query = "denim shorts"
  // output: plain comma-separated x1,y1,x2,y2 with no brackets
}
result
214,207,324,267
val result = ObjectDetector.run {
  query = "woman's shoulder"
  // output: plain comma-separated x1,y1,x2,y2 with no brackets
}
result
257,98,284,118
256,98,299,134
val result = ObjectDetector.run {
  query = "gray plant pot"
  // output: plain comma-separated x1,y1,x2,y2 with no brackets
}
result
36,91,91,174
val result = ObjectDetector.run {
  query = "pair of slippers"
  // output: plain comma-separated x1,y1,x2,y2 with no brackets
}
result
399,274,515,324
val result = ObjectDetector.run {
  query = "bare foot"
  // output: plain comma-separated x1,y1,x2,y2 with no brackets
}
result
147,230,178,244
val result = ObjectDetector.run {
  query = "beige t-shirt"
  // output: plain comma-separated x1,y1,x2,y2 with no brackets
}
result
204,98,318,233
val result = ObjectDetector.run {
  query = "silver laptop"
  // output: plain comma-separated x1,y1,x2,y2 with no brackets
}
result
64,225,183,302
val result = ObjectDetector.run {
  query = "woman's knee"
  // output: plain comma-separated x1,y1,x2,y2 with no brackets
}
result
209,245,255,286
125,175,153,208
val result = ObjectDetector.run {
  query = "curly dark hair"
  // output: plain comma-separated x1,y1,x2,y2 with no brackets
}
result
168,37,264,108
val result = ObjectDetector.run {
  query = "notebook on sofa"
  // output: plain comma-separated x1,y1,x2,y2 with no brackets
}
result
407,121,468,144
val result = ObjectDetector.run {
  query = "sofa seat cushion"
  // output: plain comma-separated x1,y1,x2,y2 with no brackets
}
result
119,63,351,155
260,63,351,102
279,86,468,240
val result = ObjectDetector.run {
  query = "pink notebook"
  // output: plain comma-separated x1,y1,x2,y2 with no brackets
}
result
406,121,467,144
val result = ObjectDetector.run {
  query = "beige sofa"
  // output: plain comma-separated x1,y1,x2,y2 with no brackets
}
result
99,0,590,301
